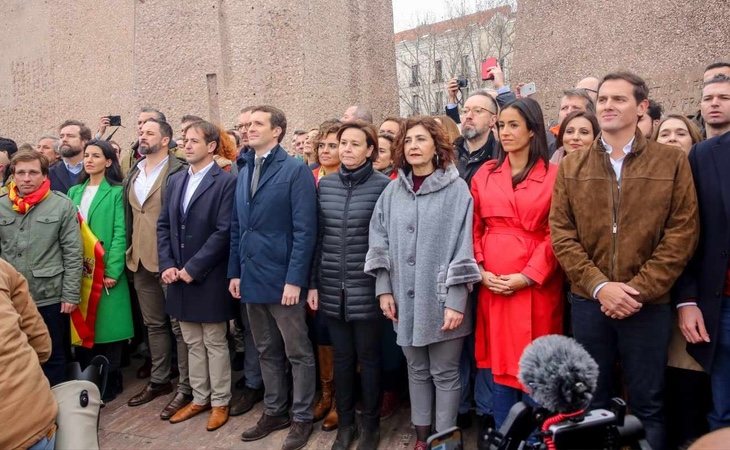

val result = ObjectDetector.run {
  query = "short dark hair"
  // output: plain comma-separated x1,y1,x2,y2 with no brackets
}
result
11,149,50,175
598,72,649,103
59,119,92,141
468,90,499,114
143,118,174,142
393,116,455,172
704,62,730,72
251,105,287,143
140,107,166,122
293,130,306,136
336,120,380,162
557,110,600,149
704,74,730,88
646,99,663,121
0,137,18,157
183,120,220,154
181,114,203,124
240,105,255,114
313,121,343,165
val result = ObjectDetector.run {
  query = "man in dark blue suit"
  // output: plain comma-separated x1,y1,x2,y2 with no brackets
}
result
676,74,730,431
228,105,317,450
49,120,89,193
157,120,237,432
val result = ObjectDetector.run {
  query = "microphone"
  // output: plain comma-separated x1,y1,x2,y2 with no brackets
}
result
518,335,599,413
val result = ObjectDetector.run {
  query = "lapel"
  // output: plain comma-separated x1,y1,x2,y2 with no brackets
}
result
86,179,112,223
492,159,517,212
710,135,730,225
183,163,219,219
253,146,285,198
142,158,169,206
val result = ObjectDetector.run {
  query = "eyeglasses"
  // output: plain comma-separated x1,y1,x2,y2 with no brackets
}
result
463,106,496,116
14,170,43,178
234,123,251,131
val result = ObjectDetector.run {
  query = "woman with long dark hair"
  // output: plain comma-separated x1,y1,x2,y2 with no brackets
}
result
68,139,133,401
471,98,564,428
366,116,482,450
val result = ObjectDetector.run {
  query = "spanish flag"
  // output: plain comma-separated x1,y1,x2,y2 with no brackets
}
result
70,212,105,348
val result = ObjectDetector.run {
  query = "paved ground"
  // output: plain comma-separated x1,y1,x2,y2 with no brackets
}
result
98,363,477,449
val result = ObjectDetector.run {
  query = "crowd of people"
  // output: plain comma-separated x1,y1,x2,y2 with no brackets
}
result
1,61,729,450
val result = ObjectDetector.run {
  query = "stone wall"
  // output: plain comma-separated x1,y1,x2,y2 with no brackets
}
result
511,0,730,122
0,0,398,146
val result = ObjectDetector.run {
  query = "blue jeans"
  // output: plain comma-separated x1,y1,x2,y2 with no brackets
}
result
458,333,475,414
474,368,494,416
27,432,56,450
709,296,730,430
493,382,537,430
571,294,670,450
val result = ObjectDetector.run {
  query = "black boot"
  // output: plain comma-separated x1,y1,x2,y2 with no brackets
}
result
331,423,358,450
477,414,495,450
357,424,380,450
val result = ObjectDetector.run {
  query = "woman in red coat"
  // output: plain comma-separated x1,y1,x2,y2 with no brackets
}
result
471,98,564,428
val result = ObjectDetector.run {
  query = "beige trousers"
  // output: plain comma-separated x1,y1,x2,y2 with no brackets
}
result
179,321,232,406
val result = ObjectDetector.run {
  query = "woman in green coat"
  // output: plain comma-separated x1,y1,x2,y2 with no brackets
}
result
68,139,134,401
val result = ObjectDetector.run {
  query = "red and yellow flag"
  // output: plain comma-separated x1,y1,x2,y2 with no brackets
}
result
70,212,105,348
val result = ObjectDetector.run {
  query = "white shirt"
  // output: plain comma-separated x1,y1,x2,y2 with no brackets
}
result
79,185,99,220
601,135,635,184
182,161,215,212
592,135,635,299
133,156,169,205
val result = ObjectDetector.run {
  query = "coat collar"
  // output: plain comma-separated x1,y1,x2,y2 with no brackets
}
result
338,161,374,186
398,163,460,196
72,177,113,222
594,128,647,156
244,145,286,198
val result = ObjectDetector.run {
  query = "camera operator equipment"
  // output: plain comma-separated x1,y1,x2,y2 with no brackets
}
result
484,335,651,450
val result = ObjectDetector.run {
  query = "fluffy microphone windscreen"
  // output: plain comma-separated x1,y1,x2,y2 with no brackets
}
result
518,334,599,413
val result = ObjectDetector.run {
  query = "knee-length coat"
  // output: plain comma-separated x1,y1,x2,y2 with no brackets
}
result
471,159,564,390
365,164,482,347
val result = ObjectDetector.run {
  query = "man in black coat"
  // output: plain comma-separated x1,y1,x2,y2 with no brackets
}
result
676,75,730,431
49,120,89,193
157,120,237,432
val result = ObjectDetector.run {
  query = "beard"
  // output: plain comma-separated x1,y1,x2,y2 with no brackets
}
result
461,126,485,140
59,145,82,158
138,142,160,155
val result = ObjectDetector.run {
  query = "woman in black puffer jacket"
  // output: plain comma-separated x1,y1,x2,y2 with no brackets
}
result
307,120,391,450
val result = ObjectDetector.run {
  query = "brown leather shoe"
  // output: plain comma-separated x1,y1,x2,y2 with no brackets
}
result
160,392,194,420
127,382,173,407
169,402,210,424
322,405,338,432
206,406,230,431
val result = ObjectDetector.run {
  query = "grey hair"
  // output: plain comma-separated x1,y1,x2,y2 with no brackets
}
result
350,105,373,124
37,135,60,154
563,88,595,113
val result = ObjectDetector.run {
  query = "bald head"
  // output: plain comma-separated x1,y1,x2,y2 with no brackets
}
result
576,77,600,102
342,105,373,124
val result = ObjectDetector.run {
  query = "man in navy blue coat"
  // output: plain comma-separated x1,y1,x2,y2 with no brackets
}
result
676,74,730,431
228,105,317,450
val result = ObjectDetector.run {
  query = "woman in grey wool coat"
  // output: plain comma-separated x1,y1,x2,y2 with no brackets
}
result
365,116,482,450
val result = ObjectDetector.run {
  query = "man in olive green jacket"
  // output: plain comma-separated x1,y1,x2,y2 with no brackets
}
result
0,150,82,386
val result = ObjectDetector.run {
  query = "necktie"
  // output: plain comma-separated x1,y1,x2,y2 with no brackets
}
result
250,156,264,196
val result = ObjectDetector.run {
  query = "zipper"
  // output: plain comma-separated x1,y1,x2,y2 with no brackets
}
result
605,153,619,281
340,179,353,320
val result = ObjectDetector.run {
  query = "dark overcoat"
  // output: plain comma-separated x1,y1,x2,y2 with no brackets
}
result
158,163,237,323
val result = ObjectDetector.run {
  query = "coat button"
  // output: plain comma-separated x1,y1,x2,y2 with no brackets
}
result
180,243,185,248
407,226,414,233
407,289,414,298
408,258,415,266
248,227,253,232
181,225,185,230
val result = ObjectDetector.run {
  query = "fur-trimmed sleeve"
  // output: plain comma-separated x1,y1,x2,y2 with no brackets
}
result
445,192,482,288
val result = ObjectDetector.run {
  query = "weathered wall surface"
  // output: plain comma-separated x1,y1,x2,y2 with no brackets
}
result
0,0,398,145
511,0,730,121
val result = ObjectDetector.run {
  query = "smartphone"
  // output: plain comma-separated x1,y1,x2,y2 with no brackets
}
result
481,57,498,81
427,426,463,450
108,115,122,127
520,82,537,97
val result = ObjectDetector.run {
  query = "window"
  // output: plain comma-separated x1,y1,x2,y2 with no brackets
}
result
412,95,420,115
461,55,470,76
434,91,443,113
434,59,443,83
410,64,420,86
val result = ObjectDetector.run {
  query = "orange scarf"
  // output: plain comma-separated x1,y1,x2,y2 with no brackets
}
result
8,178,51,214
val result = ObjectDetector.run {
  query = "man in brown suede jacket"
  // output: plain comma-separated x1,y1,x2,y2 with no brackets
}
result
550,72,699,450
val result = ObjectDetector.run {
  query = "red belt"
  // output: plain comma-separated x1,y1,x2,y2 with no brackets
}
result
486,226,545,241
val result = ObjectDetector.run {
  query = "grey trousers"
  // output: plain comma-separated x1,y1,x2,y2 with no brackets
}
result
179,321,232,406
246,302,315,422
240,304,263,390
402,337,464,432
133,265,190,394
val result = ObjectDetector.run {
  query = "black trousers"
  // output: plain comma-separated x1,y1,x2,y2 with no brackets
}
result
571,295,671,450
38,304,68,386
327,316,382,428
